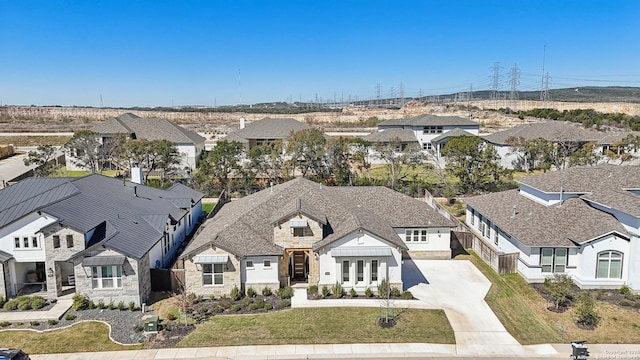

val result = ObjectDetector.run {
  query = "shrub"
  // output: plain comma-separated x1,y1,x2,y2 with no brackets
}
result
332,282,344,299
64,313,77,321
392,287,401,297
349,288,357,297
166,312,176,321
240,297,252,308
17,299,32,311
254,298,266,308
278,286,294,299
320,284,331,298
0,295,4,307
198,306,207,314
264,302,273,310
575,291,600,327
402,291,413,300
128,302,136,311
620,285,632,295
213,305,224,313
542,274,575,311
262,287,272,296
209,294,216,301
30,296,47,310
246,287,256,298
71,294,88,311
308,285,319,299
230,304,241,312
0,321,10,327
97,300,105,309
107,301,115,310
133,323,144,333
218,296,233,309
377,279,391,299
117,301,126,311
620,300,631,306
364,288,373,298
280,299,291,308
634,302,640,309
187,292,197,303
248,303,259,311
3,300,18,311
30,321,40,326
230,285,243,301
88,301,96,309
48,319,58,326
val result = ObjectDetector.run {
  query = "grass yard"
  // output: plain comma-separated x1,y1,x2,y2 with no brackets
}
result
178,307,454,347
201,203,215,215
0,322,142,354
458,251,640,344
367,165,458,187
51,167,119,178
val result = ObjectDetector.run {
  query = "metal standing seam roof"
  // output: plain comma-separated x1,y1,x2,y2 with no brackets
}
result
0,249,13,262
331,247,393,257
193,254,229,264
81,255,126,266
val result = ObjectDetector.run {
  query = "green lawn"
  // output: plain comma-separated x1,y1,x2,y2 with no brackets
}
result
178,308,454,347
201,203,215,215
368,165,458,187
51,167,119,178
0,322,142,354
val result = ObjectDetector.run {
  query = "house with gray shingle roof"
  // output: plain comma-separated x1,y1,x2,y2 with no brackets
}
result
220,117,313,152
179,177,455,297
67,113,205,171
464,164,640,290
0,175,203,305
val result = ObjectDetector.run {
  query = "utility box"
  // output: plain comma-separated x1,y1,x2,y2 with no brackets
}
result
144,316,159,332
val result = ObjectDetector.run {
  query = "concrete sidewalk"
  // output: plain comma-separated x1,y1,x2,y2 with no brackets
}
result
0,295,73,322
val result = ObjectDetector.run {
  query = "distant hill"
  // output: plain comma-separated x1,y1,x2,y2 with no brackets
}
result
439,86,640,103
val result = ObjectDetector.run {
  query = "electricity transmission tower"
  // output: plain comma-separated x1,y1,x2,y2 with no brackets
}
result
375,84,381,105
399,82,405,106
490,62,502,100
541,73,552,102
509,64,520,101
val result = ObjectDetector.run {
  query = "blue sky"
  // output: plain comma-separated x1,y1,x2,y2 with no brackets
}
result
1,1,639,107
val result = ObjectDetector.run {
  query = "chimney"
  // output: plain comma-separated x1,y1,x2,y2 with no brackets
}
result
131,166,143,184
239,117,245,129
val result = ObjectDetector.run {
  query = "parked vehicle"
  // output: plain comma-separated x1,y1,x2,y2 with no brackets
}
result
0,348,30,360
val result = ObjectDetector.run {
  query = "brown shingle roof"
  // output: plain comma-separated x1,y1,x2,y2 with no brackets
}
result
483,121,604,145
183,178,454,258
91,113,205,145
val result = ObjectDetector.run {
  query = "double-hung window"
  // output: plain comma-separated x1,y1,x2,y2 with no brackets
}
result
356,260,364,283
597,251,623,279
540,248,567,273
92,266,123,289
342,260,350,283
371,260,378,282
203,263,224,285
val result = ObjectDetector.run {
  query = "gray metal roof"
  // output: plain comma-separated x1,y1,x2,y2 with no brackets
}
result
378,114,477,127
363,129,418,143
0,174,203,260
81,255,126,266
224,117,312,141
91,113,205,145
431,128,477,143
331,247,393,257
194,254,228,264
0,250,13,262
464,189,629,247
183,177,455,258
483,121,606,145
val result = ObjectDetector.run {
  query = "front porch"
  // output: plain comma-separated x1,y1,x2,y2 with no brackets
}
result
281,248,317,287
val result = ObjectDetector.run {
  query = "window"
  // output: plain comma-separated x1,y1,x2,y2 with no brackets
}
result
293,227,304,237
371,260,378,282
423,126,443,134
597,251,623,279
357,260,364,282
14,237,20,248
53,235,60,248
493,228,499,245
478,220,485,235
485,221,491,238
203,263,224,285
163,235,170,255
91,266,122,289
23,237,29,248
406,229,429,242
263,260,271,268
420,230,427,242
470,209,475,225
422,143,433,151
540,248,568,273
342,260,350,283
246,260,254,268
31,236,38,248
66,235,74,248
405,230,412,242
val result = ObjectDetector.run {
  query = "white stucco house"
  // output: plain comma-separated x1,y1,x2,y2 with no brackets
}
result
66,113,205,171
179,177,454,297
464,164,640,290
221,117,313,153
0,174,203,305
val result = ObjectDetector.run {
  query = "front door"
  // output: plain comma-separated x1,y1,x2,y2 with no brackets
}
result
293,252,307,280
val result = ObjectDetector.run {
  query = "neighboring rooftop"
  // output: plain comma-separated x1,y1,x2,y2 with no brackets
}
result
364,128,417,143
516,164,640,194
91,113,205,145
483,121,607,145
222,117,313,141
183,177,455,258
431,128,477,143
378,114,477,127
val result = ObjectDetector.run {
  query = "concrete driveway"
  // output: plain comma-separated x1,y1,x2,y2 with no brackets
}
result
403,259,555,356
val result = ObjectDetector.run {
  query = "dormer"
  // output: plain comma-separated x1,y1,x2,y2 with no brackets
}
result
271,198,327,248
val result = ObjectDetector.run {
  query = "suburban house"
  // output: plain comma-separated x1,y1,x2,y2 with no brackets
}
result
221,117,313,152
179,177,455,297
0,174,203,305
482,121,640,169
362,128,419,164
67,113,205,171
464,164,640,290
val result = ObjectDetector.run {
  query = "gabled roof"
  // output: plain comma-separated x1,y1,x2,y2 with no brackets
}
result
431,128,477,143
222,117,312,141
183,177,455,258
364,129,417,143
483,121,605,145
378,114,477,127
0,175,203,260
91,113,205,145
0,249,13,262
465,189,628,247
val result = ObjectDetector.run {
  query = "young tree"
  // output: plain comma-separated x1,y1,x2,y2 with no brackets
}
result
542,273,575,311
575,291,600,327
23,144,58,177
285,128,327,180
64,130,101,173
569,141,601,167
372,138,424,190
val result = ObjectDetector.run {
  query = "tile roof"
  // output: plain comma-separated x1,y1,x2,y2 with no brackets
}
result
364,128,418,143
183,178,454,258
378,114,477,127
483,121,607,145
223,117,312,141
464,189,628,247
0,175,203,259
91,113,205,145
431,128,477,143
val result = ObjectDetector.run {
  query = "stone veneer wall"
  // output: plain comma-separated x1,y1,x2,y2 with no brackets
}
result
41,223,84,299
73,249,147,306
404,250,451,260
184,247,241,298
273,215,323,249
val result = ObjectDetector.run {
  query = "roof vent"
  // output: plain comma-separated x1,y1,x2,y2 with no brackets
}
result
511,205,517,218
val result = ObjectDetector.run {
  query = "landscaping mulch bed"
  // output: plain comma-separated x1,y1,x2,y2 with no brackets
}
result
532,283,640,312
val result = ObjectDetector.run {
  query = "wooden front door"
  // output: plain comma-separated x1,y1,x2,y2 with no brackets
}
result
293,252,306,280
